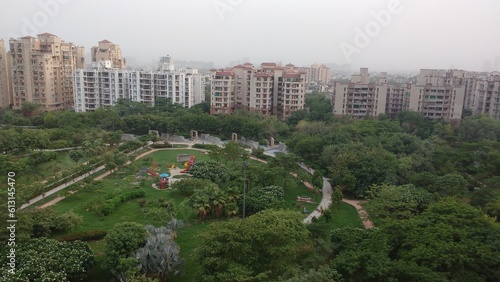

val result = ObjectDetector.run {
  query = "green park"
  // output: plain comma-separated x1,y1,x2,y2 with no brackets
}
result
1,97,499,281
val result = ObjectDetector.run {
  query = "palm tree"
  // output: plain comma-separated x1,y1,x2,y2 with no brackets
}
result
136,225,184,282
166,219,184,239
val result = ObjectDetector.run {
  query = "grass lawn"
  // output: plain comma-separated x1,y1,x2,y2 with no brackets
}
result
44,149,360,281
18,151,91,185
322,202,364,229
282,177,321,214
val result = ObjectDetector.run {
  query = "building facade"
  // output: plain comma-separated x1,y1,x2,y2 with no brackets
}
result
469,72,500,119
91,40,125,69
408,69,466,123
0,39,13,108
334,68,387,118
9,33,84,111
385,83,411,118
306,64,331,84
74,58,204,112
210,62,306,120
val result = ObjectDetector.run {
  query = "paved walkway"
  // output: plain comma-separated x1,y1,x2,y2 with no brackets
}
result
301,164,333,224
20,145,149,210
28,144,206,209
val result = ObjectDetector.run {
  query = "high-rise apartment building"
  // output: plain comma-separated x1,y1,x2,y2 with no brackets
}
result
469,72,500,119
91,40,126,69
9,33,85,111
210,62,306,120
333,68,387,118
74,57,204,112
307,64,331,84
408,69,466,123
0,39,13,108
385,83,411,118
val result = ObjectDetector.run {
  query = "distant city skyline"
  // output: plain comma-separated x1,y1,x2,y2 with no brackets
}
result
1,0,500,72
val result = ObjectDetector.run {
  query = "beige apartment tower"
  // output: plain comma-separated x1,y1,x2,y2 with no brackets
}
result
307,64,331,84
91,40,126,69
210,62,306,120
470,72,500,119
334,68,387,118
408,69,466,123
9,33,85,111
0,39,13,108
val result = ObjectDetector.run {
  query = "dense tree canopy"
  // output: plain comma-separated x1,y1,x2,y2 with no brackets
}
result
195,210,310,281
0,237,94,281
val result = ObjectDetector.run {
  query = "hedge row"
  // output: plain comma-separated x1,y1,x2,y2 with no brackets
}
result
192,144,218,150
58,230,108,242
98,190,146,216
151,143,172,148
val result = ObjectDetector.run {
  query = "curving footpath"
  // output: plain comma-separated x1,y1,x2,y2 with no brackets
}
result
342,199,375,229
300,164,333,224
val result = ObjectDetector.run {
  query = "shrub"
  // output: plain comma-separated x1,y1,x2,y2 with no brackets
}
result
98,190,146,216
171,178,216,196
59,230,108,242
151,143,172,148
192,144,218,150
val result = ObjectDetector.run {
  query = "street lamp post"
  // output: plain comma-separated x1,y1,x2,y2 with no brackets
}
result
242,161,248,219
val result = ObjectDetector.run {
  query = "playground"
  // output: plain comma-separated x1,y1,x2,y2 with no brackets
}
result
29,147,359,282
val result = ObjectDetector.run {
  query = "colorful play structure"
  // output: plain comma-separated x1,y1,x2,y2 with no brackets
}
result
180,155,196,173
137,167,170,190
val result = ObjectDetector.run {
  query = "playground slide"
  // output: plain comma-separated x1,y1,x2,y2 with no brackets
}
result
180,156,196,173
146,169,159,177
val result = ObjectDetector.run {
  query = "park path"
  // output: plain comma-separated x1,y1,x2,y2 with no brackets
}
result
20,145,150,209
341,199,375,229
28,143,207,209
302,164,333,224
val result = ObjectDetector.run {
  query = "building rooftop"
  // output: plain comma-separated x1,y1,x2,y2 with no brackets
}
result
99,39,112,43
38,32,56,37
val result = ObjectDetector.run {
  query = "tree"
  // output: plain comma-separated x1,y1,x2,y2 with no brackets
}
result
189,161,230,183
20,101,40,117
457,115,500,142
104,222,147,280
331,188,343,205
0,238,94,281
384,199,500,281
171,178,216,196
82,138,105,157
69,149,84,164
323,209,333,223
364,184,435,225
245,185,285,214
189,183,230,220
311,170,324,190
268,153,302,192
428,173,468,196
136,225,184,282
285,265,342,282
195,210,310,281
328,143,398,197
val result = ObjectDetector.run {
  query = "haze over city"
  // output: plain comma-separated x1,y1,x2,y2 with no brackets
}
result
1,0,499,72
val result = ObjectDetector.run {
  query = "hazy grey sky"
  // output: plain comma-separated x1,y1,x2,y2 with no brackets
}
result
1,0,499,71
